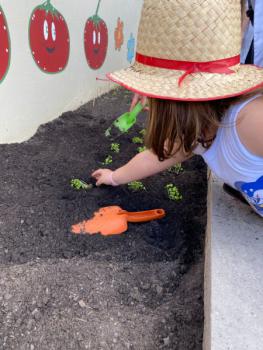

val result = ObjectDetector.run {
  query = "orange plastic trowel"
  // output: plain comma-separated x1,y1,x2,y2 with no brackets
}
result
71,206,165,236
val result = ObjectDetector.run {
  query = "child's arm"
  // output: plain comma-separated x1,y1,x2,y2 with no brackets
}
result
92,148,190,186
237,98,263,157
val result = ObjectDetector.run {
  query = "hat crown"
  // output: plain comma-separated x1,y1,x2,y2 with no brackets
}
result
137,0,241,62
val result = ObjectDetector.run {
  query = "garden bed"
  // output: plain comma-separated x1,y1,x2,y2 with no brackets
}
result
0,88,207,349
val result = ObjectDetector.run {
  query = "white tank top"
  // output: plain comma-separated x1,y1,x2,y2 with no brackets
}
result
194,95,263,217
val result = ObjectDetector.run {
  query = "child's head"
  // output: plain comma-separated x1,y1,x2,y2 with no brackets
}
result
145,95,242,160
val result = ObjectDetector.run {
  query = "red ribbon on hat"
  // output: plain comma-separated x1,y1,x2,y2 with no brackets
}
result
136,53,240,86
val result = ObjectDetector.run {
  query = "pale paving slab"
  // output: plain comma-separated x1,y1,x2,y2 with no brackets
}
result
209,176,263,350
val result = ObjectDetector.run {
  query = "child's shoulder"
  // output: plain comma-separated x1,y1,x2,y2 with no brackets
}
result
236,95,263,157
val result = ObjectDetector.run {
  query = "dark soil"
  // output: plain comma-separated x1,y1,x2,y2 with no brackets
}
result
0,88,207,349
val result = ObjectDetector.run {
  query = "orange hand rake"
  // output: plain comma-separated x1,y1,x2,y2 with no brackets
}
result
71,206,165,236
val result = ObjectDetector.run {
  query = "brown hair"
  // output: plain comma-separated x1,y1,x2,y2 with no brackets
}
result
145,92,260,161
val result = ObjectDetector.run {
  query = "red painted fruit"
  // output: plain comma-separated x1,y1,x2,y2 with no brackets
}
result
29,0,70,73
84,0,108,70
0,6,10,82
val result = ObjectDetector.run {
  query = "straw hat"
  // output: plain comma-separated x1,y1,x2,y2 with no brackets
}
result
108,0,263,101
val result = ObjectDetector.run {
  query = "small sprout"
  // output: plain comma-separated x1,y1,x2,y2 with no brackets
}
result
139,129,146,136
132,136,143,144
102,155,113,165
111,87,120,96
111,143,120,153
166,183,183,201
71,179,93,190
137,146,147,153
168,163,184,175
128,181,146,192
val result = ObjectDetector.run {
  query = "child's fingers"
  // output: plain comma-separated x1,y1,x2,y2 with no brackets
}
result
130,93,140,111
92,170,104,186
92,169,102,178
141,95,148,107
96,177,105,186
141,96,149,111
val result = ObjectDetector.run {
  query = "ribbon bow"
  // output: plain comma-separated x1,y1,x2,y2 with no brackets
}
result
136,53,240,87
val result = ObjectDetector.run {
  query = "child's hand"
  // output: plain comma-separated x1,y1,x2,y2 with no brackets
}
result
92,169,116,186
130,93,149,112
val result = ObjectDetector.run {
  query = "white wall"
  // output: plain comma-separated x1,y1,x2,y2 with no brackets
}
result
0,0,143,143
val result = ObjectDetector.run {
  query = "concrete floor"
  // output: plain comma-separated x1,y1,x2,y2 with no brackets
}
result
204,175,263,350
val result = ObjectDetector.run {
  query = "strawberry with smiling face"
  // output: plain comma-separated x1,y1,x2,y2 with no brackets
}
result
84,0,108,70
29,0,70,73
0,6,10,82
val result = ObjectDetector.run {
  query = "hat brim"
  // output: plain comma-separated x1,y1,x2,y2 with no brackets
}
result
108,63,263,101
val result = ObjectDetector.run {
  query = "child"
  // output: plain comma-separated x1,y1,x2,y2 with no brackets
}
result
92,0,263,217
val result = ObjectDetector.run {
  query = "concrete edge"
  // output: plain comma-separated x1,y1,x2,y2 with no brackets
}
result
203,171,211,350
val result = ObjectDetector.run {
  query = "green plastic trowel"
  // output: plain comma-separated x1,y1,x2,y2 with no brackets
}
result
105,103,143,137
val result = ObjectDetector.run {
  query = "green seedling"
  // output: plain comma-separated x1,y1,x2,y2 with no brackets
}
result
132,136,143,144
128,181,146,192
111,143,120,153
102,155,113,165
124,89,131,96
137,146,147,153
139,129,146,136
166,183,183,201
111,87,121,97
71,179,93,191
168,163,184,175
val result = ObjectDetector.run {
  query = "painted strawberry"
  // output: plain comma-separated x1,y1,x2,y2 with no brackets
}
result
84,0,108,70
29,0,70,73
0,6,10,82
